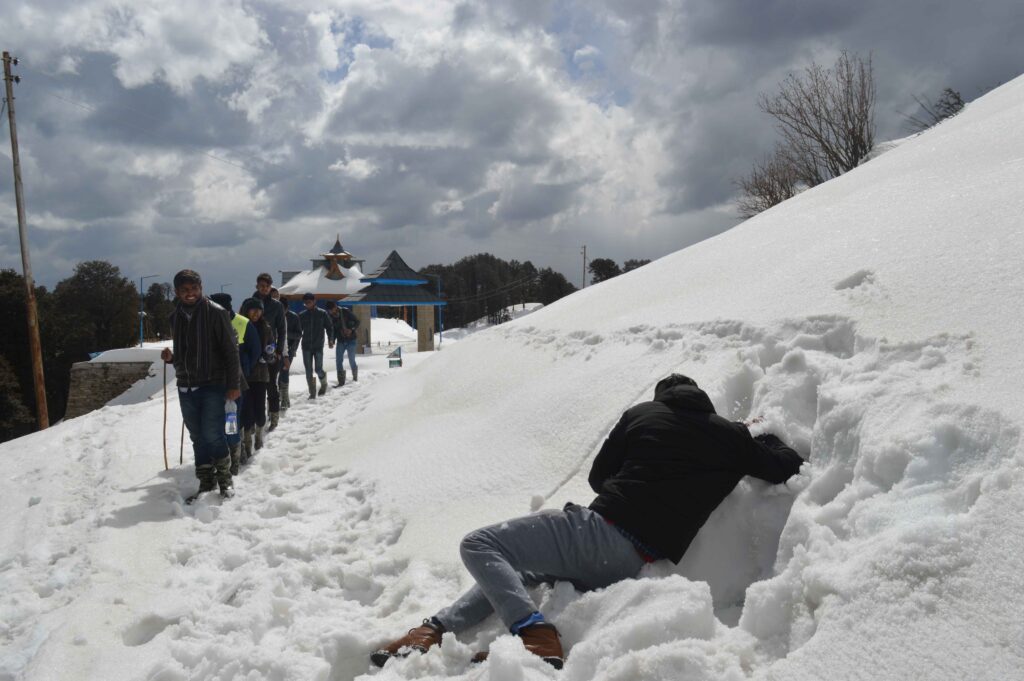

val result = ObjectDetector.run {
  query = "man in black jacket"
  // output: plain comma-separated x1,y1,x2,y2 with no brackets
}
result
297,292,334,398
253,273,287,431
371,374,803,669
160,269,242,501
325,300,360,386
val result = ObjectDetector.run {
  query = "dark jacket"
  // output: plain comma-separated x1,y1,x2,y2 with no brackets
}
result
298,306,334,351
253,291,287,357
232,312,262,381
588,384,803,564
329,306,360,343
246,317,273,384
284,309,302,359
169,298,241,391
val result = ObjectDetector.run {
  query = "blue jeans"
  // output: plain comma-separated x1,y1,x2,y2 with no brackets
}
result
336,339,358,372
179,385,229,467
434,504,645,632
303,347,325,381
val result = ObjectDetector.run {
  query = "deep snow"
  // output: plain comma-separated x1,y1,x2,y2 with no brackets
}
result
2,75,1024,681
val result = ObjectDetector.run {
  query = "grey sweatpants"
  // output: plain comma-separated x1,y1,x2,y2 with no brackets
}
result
434,503,645,633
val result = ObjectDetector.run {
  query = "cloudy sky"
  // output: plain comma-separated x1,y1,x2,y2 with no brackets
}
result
1,0,1022,294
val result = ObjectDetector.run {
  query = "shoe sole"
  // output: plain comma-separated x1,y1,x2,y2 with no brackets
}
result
369,645,429,669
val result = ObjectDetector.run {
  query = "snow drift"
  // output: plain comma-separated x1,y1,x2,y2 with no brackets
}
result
2,75,1024,681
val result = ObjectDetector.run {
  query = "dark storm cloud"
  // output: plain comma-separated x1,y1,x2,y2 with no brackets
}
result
326,54,563,151
1,0,1022,291
593,0,1024,215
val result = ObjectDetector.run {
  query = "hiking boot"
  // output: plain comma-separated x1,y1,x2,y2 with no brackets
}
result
519,623,563,669
370,619,444,668
280,389,290,410
241,429,253,464
318,376,328,396
307,377,317,399
336,369,346,388
214,455,233,495
254,425,264,450
470,624,563,667
267,411,279,432
195,464,217,492
229,443,241,476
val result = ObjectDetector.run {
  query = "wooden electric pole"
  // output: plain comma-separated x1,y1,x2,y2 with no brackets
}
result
581,244,587,288
3,51,49,429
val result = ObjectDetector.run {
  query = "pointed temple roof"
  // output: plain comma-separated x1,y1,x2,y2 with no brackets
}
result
321,234,351,259
361,250,429,284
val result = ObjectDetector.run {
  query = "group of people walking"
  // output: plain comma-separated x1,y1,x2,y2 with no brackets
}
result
161,269,361,501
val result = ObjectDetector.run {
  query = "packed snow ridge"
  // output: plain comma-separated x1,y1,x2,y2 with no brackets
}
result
2,75,1024,680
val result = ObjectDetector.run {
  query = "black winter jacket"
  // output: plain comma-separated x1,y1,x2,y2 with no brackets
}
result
169,298,241,391
253,291,287,357
588,384,803,564
284,309,302,359
298,306,334,351
329,307,360,342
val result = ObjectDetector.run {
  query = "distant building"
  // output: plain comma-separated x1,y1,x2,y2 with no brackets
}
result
278,237,445,352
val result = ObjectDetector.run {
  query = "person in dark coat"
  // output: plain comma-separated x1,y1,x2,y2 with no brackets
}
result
239,298,274,460
209,292,260,475
272,287,302,411
326,301,360,386
160,269,242,499
297,292,334,398
253,273,287,431
371,374,804,669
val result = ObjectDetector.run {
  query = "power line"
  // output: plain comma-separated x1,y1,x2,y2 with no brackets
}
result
442,273,539,304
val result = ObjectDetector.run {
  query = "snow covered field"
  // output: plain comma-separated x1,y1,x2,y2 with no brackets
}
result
2,75,1024,680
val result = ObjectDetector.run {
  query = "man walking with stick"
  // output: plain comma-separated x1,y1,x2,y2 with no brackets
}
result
160,269,242,503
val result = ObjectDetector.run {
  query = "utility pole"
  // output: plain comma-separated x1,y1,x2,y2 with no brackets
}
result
4,51,48,429
581,245,587,288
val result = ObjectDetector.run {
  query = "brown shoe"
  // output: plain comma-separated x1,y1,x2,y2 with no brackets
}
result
520,623,563,669
370,620,444,668
471,623,564,669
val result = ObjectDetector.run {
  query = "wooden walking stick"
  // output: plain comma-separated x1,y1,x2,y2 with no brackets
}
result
180,421,185,465
162,362,169,470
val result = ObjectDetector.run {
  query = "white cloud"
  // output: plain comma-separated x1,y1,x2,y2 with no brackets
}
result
308,11,343,72
329,156,379,180
191,158,269,222
573,44,601,71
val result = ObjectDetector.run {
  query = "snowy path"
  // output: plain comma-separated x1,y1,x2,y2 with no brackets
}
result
132,377,412,681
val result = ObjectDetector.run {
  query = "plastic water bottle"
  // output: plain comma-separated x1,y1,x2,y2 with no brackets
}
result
224,399,238,435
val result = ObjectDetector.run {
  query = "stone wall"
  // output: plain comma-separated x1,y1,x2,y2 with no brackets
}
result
354,306,373,353
65,361,154,419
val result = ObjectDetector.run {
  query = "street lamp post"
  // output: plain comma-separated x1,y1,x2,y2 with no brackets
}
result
139,274,160,347
220,283,231,293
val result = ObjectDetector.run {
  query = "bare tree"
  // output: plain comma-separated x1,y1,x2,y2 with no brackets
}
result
902,87,964,133
736,146,802,219
759,51,876,184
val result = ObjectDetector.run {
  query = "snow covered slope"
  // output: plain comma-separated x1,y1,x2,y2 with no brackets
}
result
2,75,1023,681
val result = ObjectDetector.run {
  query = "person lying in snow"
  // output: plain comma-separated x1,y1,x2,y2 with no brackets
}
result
371,374,805,669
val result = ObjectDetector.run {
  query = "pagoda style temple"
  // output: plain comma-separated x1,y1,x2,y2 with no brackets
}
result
278,238,445,352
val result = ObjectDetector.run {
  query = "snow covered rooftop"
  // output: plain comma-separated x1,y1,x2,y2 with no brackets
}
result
278,263,368,297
